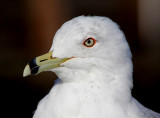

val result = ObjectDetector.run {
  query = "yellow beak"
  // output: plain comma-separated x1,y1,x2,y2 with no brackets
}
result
23,51,70,77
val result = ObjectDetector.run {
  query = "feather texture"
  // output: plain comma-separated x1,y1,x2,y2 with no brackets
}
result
33,16,160,118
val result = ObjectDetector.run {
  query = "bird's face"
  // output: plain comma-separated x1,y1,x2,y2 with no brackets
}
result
23,16,131,80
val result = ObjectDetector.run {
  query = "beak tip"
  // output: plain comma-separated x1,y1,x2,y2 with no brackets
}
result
23,64,31,77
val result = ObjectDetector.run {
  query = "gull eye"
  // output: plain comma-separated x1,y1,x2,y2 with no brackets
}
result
83,38,96,47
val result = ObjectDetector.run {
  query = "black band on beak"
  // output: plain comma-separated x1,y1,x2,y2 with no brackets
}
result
29,58,39,74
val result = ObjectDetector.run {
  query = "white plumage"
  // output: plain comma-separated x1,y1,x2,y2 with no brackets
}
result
30,16,160,118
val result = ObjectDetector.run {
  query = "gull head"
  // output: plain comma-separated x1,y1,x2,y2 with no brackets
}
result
23,16,132,83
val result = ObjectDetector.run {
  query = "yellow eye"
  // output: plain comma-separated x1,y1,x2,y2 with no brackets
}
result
83,38,96,47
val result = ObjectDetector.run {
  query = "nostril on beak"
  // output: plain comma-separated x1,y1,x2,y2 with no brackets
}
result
40,59,48,62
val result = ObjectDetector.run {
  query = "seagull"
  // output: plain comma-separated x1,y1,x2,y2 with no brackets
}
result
23,16,160,118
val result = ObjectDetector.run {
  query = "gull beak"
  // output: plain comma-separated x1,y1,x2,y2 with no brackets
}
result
23,51,70,77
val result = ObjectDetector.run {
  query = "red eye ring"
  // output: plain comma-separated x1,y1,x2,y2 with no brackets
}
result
83,37,96,48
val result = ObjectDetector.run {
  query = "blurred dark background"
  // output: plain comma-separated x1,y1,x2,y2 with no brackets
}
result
0,0,160,117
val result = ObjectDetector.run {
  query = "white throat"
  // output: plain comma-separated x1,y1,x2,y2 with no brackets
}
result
52,56,133,103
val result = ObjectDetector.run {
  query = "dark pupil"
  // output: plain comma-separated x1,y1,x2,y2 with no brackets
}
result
87,39,91,44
